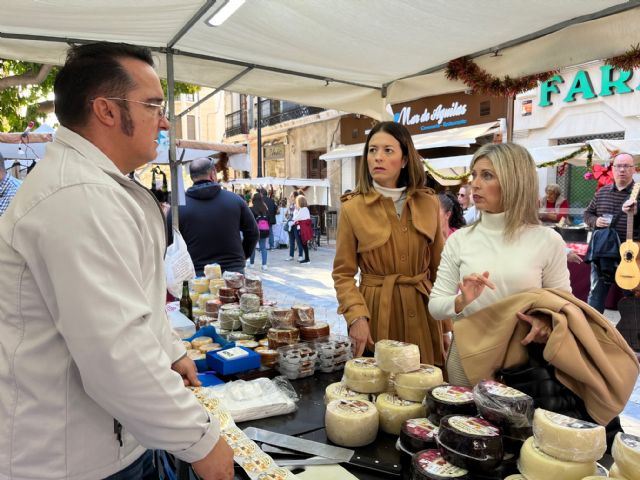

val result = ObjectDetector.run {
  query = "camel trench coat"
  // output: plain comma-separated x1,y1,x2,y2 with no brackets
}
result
332,188,447,366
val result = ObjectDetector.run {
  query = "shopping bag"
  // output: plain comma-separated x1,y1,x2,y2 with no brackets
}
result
165,229,195,298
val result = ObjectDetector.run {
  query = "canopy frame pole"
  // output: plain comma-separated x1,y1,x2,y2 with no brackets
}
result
166,50,179,233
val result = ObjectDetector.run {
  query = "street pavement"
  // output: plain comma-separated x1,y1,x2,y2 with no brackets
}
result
254,239,640,436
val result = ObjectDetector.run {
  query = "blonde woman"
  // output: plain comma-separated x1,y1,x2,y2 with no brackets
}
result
429,143,571,385
332,121,448,366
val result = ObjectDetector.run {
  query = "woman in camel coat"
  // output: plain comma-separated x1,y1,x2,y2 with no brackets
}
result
332,121,448,367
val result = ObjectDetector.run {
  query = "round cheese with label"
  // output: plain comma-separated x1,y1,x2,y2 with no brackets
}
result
532,408,606,463
518,437,597,480
343,357,389,393
425,384,477,423
324,382,370,404
325,399,378,447
612,432,640,480
437,415,503,473
394,364,444,402
473,379,533,440
411,449,471,480
400,417,439,453
376,393,426,435
374,339,420,373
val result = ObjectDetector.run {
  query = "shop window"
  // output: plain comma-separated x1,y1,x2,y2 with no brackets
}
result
479,101,491,116
307,151,327,179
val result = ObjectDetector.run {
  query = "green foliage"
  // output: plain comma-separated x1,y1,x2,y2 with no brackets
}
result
161,79,200,97
0,60,58,132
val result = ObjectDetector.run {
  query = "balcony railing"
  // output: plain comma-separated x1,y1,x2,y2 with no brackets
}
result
256,105,324,128
225,110,248,137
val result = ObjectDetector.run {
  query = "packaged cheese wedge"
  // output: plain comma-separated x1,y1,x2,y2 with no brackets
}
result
518,437,597,480
532,408,606,463
612,432,640,480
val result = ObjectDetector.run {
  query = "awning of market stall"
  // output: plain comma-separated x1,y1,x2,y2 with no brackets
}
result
1,1,639,120
226,177,331,206
320,121,501,161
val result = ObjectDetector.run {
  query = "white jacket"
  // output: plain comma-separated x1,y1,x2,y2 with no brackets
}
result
0,127,219,480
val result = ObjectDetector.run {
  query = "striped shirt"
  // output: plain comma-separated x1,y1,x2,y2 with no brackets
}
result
583,182,640,242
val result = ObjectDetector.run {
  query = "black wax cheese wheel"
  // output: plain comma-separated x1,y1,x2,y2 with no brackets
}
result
395,438,413,479
437,415,503,473
425,384,477,423
400,418,439,453
473,380,533,440
467,451,519,479
410,449,471,480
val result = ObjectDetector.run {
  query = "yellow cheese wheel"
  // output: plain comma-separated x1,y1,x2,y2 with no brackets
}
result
394,364,443,402
191,336,213,348
343,358,389,393
191,278,210,293
518,437,596,480
325,399,378,447
182,340,192,349
374,339,420,373
532,408,606,462
375,393,426,435
612,432,640,480
324,382,370,405
503,476,527,480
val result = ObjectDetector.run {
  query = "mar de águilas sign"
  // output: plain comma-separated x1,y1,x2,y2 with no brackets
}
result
393,102,468,131
539,65,639,107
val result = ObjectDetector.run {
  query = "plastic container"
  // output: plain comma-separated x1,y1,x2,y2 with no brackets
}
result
292,304,315,327
222,271,244,289
206,346,261,375
270,308,295,329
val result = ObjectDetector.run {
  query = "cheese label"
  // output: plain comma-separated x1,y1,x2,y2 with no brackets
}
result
406,418,438,439
620,432,640,449
330,385,362,398
448,416,500,437
432,385,474,403
257,468,290,480
417,365,437,374
352,358,379,368
381,393,415,406
243,454,273,473
415,450,469,477
336,400,372,414
218,346,249,360
543,410,599,429
483,380,527,398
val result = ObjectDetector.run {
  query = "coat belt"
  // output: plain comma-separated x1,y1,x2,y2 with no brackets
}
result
360,271,430,341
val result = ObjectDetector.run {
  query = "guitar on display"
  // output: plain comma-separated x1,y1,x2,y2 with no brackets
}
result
615,182,640,290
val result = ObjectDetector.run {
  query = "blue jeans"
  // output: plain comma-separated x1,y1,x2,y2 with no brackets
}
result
250,237,268,266
268,225,275,249
587,262,611,313
288,227,302,258
104,450,157,480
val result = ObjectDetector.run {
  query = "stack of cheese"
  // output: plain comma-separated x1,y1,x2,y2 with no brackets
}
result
610,431,640,479
517,409,606,480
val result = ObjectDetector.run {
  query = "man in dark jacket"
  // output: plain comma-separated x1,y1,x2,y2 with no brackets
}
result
168,158,258,276
260,188,278,250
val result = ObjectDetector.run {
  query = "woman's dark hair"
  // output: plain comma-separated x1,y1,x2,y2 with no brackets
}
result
54,42,155,129
356,121,425,194
439,191,465,229
251,192,268,216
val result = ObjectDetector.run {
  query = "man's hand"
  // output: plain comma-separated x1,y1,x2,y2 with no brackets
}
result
623,198,637,214
517,311,552,345
595,216,612,228
566,251,583,264
348,317,374,357
192,438,234,480
172,356,201,387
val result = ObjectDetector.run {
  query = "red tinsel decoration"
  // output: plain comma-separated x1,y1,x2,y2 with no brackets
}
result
606,44,640,71
445,57,558,97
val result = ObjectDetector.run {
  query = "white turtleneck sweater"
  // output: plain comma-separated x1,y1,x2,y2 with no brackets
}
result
373,180,406,217
429,212,571,384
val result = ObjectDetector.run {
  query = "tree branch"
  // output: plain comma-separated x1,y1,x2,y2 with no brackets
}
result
0,64,54,91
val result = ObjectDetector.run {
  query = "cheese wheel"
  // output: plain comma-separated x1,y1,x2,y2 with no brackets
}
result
518,437,596,480
374,339,420,373
400,418,439,453
473,379,533,440
609,463,632,479
375,393,426,435
612,432,640,480
532,408,606,463
324,382,369,404
503,476,527,480
394,364,443,402
411,449,471,480
343,358,389,393
182,340,192,349
325,399,378,447
191,336,213,348
425,384,476,423
437,415,503,473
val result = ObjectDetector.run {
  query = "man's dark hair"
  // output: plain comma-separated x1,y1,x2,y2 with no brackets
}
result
189,157,216,181
54,42,154,129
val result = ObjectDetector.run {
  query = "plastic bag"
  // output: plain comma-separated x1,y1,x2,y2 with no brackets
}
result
165,228,195,298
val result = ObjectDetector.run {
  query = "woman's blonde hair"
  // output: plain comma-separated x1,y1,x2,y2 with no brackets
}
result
355,121,425,194
470,143,539,240
296,195,308,208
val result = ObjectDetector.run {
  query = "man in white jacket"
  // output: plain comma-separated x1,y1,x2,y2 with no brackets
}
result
0,43,233,480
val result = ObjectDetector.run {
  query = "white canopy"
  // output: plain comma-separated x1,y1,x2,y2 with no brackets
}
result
320,121,500,161
228,177,330,188
1,1,639,119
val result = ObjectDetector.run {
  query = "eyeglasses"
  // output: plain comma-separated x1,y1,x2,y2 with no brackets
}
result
613,165,635,171
97,97,167,118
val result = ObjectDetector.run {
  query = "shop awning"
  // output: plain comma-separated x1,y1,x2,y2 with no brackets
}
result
320,121,500,161
227,177,330,188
